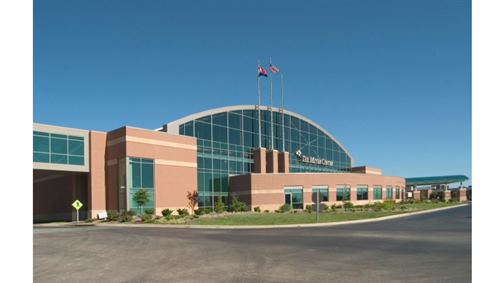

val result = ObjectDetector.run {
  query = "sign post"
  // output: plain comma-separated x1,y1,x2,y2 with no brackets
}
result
312,191,322,223
72,200,83,224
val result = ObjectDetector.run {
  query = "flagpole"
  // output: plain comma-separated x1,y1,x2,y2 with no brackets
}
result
257,61,262,148
281,73,285,152
269,57,274,150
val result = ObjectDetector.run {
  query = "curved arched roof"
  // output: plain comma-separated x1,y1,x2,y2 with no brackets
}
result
161,105,353,165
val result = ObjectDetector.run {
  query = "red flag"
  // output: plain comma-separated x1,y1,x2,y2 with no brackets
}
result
258,65,268,77
269,64,280,73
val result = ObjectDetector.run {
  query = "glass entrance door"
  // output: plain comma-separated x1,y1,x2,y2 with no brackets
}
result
284,192,292,206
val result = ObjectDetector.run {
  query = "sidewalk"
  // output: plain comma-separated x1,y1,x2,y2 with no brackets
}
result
34,203,468,230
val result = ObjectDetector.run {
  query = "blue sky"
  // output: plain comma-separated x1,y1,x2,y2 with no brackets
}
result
34,0,471,183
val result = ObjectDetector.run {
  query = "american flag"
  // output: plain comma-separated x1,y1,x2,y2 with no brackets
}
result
269,64,280,73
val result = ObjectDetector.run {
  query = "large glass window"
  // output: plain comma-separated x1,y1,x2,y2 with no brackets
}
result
357,186,368,200
373,186,382,200
336,185,351,201
284,187,303,209
395,186,400,199
177,109,353,208
33,131,85,165
312,186,329,202
128,158,154,214
386,186,393,200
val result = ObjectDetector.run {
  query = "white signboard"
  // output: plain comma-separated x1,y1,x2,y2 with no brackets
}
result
97,211,108,220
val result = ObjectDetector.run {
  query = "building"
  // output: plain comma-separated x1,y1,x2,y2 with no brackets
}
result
33,105,406,222
405,175,470,202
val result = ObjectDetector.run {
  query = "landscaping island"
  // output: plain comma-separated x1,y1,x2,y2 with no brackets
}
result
99,200,466,226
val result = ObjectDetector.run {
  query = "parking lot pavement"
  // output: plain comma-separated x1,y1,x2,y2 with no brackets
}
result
34,204,471,283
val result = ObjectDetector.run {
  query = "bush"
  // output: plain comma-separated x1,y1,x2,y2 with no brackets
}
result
383,200,396,210
322,203,329,212
264,210,270,213
253,206,261,213
330,204,338,212
343,201,353,210
144,208,155,215
194,208,205,216
214,197,225,213
399,205,408,211
229,196,248,212
107,210,119,221
305,204,313,214
118,212,133,223
278,204,291,213
162,208,173,217
127,209,136,216
177,208,189,217
141,214,153,222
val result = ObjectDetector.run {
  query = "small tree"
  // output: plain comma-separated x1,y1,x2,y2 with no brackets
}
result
133,188,150,215
187,190,199,214
214,196,225,213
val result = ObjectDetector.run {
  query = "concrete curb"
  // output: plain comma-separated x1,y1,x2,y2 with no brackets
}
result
33,223,96,228
89,203,469,230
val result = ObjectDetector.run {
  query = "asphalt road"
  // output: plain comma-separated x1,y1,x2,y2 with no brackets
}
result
34,204,471,283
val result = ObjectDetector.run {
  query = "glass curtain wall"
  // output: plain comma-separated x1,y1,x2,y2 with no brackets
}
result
127,157,154,214
179,109,352,208
33,131,85,165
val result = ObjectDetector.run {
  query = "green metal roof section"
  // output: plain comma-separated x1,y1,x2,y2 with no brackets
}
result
405,175,469,186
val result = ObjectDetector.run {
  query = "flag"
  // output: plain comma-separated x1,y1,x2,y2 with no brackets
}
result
258,65,268,77
269,64,280,73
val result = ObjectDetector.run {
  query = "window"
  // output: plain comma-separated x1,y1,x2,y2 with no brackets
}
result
336,185,350,201
386,186,393,200
284,187,303,209
373,186,382,200
395,186,400,199
33,131,85,165
128,157,155,214
357,186,368,200
312,186,329,202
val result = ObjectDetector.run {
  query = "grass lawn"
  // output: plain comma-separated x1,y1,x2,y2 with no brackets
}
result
184,201,464,226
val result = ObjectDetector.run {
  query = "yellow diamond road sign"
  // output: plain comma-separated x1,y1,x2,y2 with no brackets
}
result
72,200,83,210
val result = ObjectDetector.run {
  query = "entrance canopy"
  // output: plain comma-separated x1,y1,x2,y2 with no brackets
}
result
405,175,469,186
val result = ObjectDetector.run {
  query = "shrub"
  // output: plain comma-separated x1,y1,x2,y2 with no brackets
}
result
141,214,153,222
399,205,408,211
162,208,173,217
194,208,205,216
204,208,213,214
343,202,354,210
254,206,261,213
305,204,313,214
177,208,189,217
118,212,133,223
278,204,291,213
264,210,270,213
229,195,248,212
214,196,225,213
144,208,155,215
107,210,119,221
372,202,385,211
322,203,329,212
383,200,396,210
127,209,136,216
330,204,338,212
